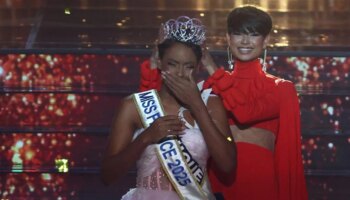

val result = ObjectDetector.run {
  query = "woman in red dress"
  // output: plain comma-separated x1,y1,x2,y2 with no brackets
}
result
140,6,308,200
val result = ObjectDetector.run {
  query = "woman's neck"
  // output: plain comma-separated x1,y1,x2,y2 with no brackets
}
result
232,58,264,78
235,58,261,68
158,86,182,114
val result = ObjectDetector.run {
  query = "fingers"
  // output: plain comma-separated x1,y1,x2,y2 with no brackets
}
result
144,115,187,143
188,69,195,83
160,120,186,141
161,71,183,94
161,71,200,104
201,51,217,75
160,115,183,126
162,71,189,88
201,45,209,57
161,115,180,120
161,71,177,83
154,115,185,132
154,39,159,46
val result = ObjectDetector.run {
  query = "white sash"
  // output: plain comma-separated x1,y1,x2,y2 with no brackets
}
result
133,89,212,200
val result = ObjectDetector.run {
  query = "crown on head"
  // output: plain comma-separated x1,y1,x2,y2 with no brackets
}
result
159,16,206,45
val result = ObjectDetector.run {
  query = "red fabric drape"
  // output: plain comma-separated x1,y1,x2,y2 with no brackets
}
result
139,59,308,200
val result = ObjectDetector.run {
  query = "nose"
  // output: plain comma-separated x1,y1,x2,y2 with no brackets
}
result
241,34,250,44
177,66,184,77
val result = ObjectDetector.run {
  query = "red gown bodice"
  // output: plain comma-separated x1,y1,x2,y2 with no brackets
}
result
203,59,308,200
139,58,308,200
203,59,279,134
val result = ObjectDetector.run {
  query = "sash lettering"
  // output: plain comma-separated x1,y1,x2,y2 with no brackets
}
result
133,89,212,200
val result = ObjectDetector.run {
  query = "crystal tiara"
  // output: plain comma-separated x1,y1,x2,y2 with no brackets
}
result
159,16,206,45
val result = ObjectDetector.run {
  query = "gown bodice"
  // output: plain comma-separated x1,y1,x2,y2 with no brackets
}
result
121,87,216,200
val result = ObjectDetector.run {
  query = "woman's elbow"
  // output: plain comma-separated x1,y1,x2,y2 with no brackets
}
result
218,156,236,174
218,163,235,174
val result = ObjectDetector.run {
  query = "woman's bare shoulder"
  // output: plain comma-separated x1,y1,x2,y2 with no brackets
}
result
114,94,141,127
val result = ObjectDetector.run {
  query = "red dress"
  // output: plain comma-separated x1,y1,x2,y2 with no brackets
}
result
139,59,308,200
139,60,162,92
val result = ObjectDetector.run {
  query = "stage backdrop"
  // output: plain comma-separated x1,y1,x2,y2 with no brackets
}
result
0,50,349,200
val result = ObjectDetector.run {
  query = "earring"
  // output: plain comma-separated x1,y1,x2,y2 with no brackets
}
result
262,48,267,72
227,46,234,70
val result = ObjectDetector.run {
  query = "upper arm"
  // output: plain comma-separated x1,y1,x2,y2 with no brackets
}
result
104,96,140,158
206,95,231,137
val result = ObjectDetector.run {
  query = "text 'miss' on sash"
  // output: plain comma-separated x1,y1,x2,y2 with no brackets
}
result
133,89,210,200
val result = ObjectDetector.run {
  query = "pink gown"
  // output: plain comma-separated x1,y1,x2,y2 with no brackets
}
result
121,89,216,200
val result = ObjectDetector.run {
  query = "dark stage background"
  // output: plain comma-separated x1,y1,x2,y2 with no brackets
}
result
0,50,350,199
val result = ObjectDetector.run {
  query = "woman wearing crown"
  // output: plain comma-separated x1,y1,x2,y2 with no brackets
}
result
101,16,236,200
139,6,308,200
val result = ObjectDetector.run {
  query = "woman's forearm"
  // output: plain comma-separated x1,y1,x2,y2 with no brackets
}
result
190,101,236,173
101,133,151,185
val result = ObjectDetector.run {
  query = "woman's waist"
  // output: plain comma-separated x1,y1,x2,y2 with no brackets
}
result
230,125,276,151
137,169,174,191
136,167,210,192
228,118,278,134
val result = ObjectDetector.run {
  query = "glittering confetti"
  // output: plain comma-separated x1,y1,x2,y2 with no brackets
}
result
55,159,69,173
